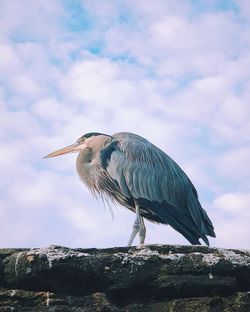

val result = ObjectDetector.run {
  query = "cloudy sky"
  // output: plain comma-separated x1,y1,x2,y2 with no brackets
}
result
0,0,249,250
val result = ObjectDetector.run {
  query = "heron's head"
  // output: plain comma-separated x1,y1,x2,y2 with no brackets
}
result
44,132,110,158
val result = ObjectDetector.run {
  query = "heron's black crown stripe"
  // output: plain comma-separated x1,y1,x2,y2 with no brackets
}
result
100,141,118,169
83,132,104,139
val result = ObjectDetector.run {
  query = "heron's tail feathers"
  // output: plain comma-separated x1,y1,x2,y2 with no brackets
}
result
157,204,202,245
201,235,210,246
186,191,216,243
202,208,216,238
138,197,215,246
139,198,206,245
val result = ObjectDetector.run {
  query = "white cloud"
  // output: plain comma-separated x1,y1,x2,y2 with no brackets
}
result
0,43,21,72
214,148,250,185
237,0,250,17
214,192,250,214
0,0,64,40
212,192,250,248
62,58,134,108
0,111,41,142
11,74,41,96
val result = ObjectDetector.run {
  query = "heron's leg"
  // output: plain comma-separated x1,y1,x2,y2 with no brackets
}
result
139,217,146,246
127,203,141,246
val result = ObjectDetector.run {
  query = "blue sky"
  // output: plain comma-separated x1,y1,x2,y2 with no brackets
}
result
0,0,250,249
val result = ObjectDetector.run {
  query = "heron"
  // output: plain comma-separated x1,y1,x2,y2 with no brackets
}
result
44,132,215,246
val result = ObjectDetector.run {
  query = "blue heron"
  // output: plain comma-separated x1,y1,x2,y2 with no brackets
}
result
44,132,215,246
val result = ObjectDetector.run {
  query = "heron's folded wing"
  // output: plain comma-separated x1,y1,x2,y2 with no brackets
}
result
102,133,215,243
105,133,190,209
104,145,204,244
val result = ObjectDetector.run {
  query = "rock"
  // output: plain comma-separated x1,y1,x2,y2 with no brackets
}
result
0,244,249,311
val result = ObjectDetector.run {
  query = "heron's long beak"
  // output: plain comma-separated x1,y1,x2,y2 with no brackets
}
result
44,143,80,158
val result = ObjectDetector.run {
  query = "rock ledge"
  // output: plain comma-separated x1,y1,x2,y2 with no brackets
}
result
0,244,249,311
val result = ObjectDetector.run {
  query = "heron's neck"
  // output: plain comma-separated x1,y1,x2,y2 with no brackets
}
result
76,148,93,172
76,148,96,188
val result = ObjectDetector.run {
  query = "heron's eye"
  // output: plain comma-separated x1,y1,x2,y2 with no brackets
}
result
77,137,85,144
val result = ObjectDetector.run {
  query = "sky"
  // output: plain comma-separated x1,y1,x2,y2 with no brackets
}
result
0,0,249,250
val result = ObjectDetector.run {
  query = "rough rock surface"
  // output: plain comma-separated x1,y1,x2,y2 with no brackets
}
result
0,244,249,311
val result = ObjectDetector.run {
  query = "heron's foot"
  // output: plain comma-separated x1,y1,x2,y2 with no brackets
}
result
136,243,145,249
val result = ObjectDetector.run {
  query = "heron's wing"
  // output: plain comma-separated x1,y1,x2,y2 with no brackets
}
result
111,133,193,206
101,132,215,245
